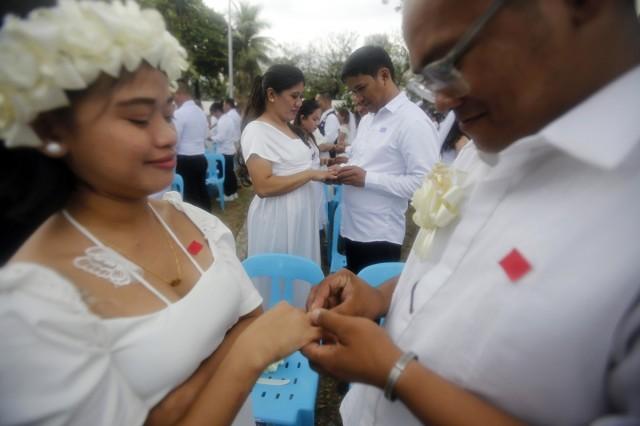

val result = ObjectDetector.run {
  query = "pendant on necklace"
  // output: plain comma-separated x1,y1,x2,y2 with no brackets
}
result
169,278,181,287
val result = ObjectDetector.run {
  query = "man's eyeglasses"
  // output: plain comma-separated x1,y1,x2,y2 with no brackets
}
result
416,0,507,98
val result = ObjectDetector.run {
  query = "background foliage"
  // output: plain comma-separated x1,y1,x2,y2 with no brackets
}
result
140,0,411,105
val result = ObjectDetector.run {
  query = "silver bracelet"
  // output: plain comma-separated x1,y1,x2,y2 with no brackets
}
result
383,351,418,401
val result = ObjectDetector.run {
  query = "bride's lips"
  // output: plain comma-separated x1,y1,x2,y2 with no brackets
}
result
147,154,176,169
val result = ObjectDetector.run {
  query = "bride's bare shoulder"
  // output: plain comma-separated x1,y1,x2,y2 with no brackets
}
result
10,213,82,267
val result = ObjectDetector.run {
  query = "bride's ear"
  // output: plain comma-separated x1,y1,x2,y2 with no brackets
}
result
32,114,69,158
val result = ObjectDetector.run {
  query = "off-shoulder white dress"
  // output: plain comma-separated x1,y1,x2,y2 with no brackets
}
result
0,194,262,425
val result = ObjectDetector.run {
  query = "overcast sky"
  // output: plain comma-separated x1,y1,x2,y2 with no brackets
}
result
203,0,404,50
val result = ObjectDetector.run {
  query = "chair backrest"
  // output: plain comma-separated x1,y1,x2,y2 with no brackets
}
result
357,262,405,288
242,253,324,308
205,152,225,181
333,184,343,204
329,204,348,272
331,204,342,258
171,173,184,196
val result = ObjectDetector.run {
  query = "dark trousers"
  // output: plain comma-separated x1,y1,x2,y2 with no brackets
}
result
223,154,238,196
176,154,210,211
343,237,402,274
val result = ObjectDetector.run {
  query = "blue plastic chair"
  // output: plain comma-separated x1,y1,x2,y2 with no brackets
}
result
357,262,405,288
326,185,343,226
324,185,344,263
205,152,225,210
357,262,404,327
242,253,324,308
242,253,323,426
329,204,347,273
333,184,343,204
170,173,184,197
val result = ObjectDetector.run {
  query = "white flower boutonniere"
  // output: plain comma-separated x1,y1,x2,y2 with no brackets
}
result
411,162,467,259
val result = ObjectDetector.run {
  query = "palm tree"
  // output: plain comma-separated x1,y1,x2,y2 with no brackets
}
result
233,2,273,100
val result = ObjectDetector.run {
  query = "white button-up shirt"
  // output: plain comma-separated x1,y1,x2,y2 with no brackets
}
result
320,108,340,144
341,66,640,425
227,108,242,141
340,92,440,245
211,111,238,155
173,100,208,156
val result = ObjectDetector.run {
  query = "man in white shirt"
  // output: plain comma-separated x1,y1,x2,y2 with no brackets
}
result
304,0,640,425
336,45,439,273
223,98,242,146
211,98,241,201
173,82,210,210
206,102,223,151
316,92,340,146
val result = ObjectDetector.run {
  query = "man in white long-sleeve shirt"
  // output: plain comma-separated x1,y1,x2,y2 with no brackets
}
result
211,98,241,200
173,82,210,210
337,45,439,273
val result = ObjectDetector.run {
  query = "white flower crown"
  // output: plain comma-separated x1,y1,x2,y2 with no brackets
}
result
0,0,189,148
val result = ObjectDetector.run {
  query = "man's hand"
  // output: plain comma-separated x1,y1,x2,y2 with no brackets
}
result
306,269,387,320
337,165,366,187
302,309,402,388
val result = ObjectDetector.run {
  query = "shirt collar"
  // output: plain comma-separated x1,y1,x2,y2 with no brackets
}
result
181,99,196,109
378,91,407,115
538,64,640,170
322,108,334,119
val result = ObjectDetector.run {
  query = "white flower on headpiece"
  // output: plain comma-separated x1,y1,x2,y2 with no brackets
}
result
0,0,189,149
411,162,467,259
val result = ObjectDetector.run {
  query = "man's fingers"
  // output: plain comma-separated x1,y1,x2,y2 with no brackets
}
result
301,340,338,368
307,283,330,311
310,308,350,337
306,285,321,311
337,169,357,179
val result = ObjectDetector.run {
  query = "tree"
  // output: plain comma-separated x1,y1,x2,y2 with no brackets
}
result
272,32,357,99
232,2,273,100
138,0,228,99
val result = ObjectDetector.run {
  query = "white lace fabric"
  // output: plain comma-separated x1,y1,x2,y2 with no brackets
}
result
73,246,143,287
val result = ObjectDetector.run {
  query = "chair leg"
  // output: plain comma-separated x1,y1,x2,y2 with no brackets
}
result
218,184,224,210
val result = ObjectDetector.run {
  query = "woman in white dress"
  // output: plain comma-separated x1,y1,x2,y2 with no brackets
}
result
241,65,336,266
293,99,331,230
0,3,319,425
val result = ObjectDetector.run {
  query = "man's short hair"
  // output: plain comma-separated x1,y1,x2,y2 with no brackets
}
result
317,92,332,102
224,98,235,108
176,80,192,97
341,45,395,82
210,102,223,113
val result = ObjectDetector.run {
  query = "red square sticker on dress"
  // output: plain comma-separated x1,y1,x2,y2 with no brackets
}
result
187,240,203,255
499,249,531,282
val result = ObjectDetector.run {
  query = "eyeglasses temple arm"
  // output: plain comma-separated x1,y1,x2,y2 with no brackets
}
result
443,0,507,63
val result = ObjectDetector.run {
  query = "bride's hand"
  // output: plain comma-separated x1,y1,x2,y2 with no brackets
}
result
311,168,338,182
233,302,322,370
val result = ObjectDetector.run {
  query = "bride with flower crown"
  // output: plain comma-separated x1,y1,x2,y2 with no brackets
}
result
0,1,319,425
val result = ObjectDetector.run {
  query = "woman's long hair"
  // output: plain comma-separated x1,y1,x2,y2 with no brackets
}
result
294,99,321,147
241,64,305,130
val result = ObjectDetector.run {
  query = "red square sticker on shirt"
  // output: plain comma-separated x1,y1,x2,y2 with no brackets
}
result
187,240,203,256
499,249,531,282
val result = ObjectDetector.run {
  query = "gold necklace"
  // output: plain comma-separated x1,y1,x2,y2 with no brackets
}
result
98,213,183,288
